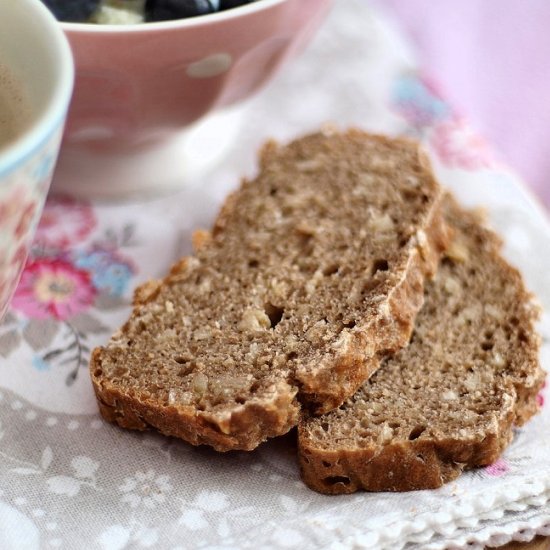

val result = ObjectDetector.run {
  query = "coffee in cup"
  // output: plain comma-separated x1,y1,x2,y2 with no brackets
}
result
0,63,30,150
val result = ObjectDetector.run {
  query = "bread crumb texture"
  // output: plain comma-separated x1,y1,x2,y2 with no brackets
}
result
90,130,449,451
298,195,544,493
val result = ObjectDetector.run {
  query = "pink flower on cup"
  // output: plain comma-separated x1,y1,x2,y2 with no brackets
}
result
430,118,496,171
485,459,509,477
0,241,32,318
0,187,37,234
34,195,96,249
14,202,38,240
0,189,22,228
0,275,13,312
11,259,96,320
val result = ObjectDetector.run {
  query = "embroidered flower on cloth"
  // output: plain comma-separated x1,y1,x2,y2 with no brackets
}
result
392,74,450,130
429,118,496,171
118,470,172,509
485,459,510,477
11,259,96,321
179,490,231,531
391,73,498,171
74,248,134,297
34,195,96,249
1,194,137,385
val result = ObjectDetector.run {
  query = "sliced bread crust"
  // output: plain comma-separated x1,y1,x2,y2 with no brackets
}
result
90,130,449,451
298,196,544,493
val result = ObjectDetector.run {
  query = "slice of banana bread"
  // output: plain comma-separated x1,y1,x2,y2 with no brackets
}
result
90,129,449,451
298,196,544,493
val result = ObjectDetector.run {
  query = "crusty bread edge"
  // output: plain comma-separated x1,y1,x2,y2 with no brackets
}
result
298,410,515,493
90,345,300,452
297,147,451,414
298,367,544,493
297,208,545,493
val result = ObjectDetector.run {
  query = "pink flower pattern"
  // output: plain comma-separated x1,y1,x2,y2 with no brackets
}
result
485,459,510,477
11,259,97,321
391,73,499,171
34,195,97,249
0,189,39,241
430,118,496,170
1,194,137,384
0,186,41,317
1,244,29,297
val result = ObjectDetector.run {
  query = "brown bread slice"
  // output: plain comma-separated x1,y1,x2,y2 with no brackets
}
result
298,196,544,493
90,129,449,451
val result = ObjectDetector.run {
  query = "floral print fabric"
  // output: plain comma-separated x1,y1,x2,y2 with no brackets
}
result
0,3,548,549
2,196,134,389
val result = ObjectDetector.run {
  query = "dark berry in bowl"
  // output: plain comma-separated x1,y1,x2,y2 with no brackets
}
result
220,0,255,10
42,0,102,22
144,0,216,22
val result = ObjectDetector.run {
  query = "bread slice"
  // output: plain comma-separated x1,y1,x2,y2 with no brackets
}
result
298,196,544,493
90,129,449,451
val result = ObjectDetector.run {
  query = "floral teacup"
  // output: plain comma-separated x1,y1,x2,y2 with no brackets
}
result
0,0,74,320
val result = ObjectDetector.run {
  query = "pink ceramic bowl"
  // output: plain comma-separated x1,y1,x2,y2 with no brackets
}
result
53,0,333,198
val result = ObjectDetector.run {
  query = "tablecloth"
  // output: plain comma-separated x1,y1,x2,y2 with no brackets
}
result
1,1,549,549
379,0,550,208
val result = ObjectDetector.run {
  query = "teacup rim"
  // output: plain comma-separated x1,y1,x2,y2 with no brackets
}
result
61,0,288,34
0,0,74,180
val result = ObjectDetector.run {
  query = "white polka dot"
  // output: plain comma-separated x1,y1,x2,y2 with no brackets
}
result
0,392,4,401
250,463,263,472
46,417,58,427
272,527,304,548
70,126,115,142
49,539,62,547
90,419,103,429
187,53,233,78
32,509,45,518
67,420,79,430
269,474,282,482
25,410,37,421
46,522,57,531
14,497,26,506
11,400,23,410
